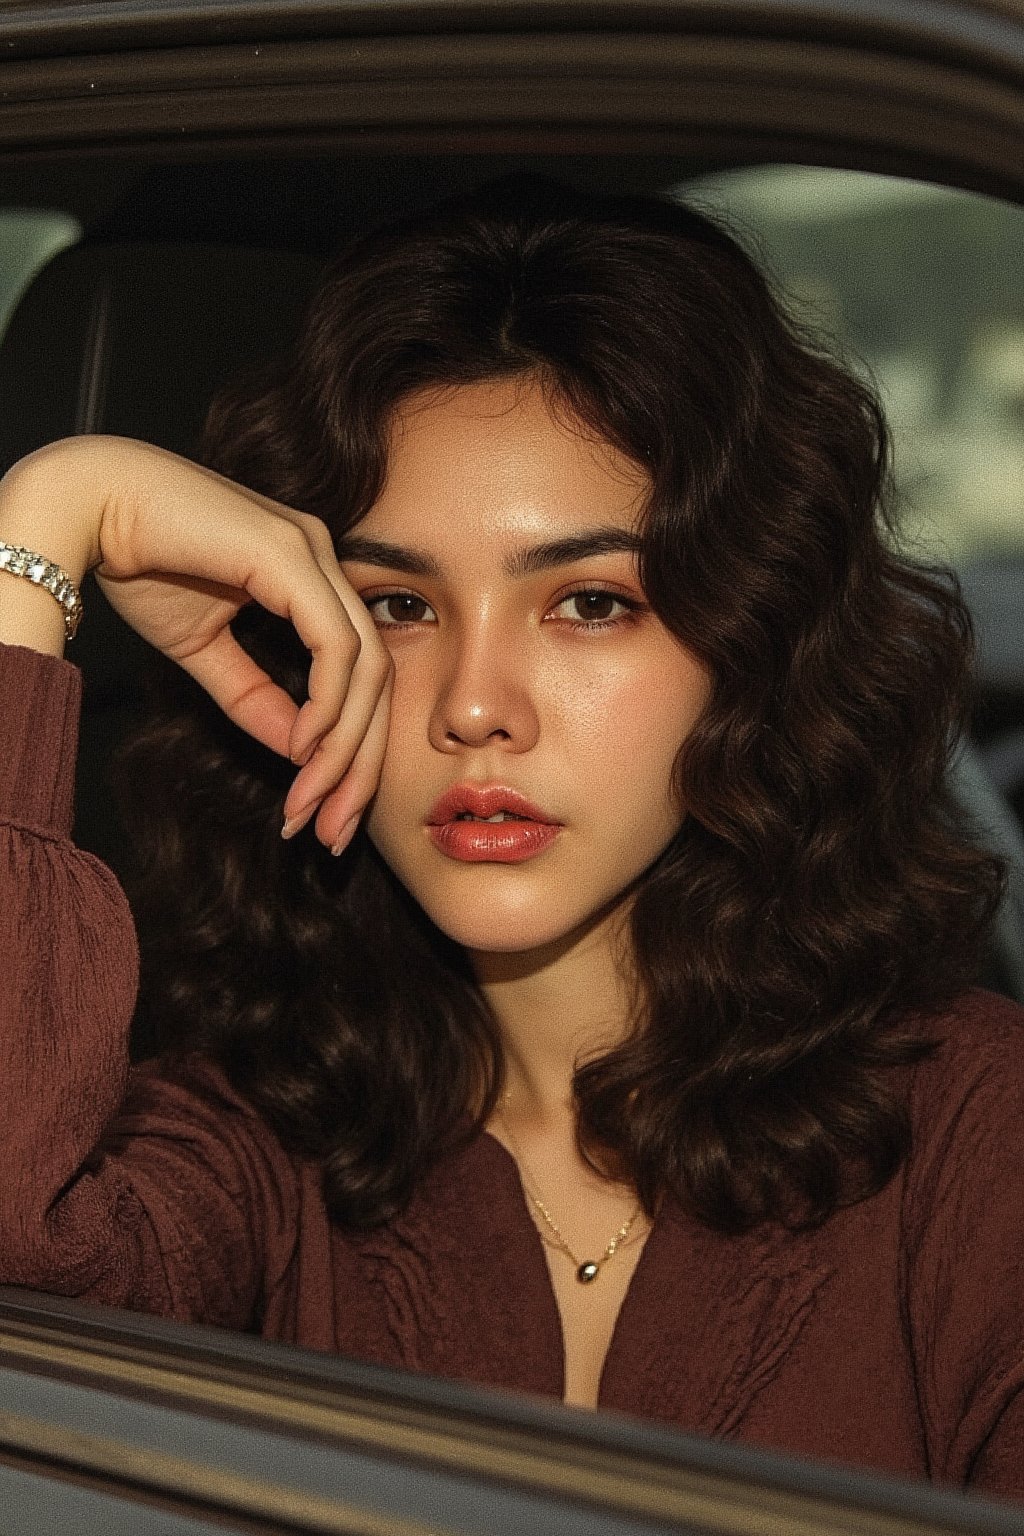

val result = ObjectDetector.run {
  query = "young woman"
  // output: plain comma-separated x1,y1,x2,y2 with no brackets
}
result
1,179,1022,1494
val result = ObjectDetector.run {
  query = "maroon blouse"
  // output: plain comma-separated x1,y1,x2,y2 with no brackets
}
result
2,640,1024,1498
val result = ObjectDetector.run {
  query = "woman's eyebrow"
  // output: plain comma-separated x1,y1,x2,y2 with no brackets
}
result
336,528,642,578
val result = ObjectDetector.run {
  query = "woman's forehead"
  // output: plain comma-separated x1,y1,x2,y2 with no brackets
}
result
362,378,650,549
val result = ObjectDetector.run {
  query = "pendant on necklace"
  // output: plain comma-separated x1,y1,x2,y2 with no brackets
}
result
576,1261,601,1284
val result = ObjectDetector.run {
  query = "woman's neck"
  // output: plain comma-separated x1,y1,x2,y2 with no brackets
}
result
472,901,639,1125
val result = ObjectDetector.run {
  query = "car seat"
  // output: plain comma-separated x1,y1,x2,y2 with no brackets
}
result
0,234,1021,1005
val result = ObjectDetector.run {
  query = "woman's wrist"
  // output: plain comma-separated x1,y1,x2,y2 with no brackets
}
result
0,571,68,656
0,441,104,580
0,440,101,656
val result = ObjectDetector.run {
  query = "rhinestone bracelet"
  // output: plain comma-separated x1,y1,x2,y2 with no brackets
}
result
0,540,84,640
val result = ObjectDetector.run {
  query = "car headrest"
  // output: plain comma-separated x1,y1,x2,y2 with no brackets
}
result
0,240,322,466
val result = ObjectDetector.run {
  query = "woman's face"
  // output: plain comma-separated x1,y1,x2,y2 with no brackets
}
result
339,377,710,957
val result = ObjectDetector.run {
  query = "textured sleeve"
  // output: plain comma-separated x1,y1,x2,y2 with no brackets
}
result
900,990,1024,1499
0,642,299,1328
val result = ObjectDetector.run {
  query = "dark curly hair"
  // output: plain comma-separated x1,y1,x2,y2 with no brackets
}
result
115,176,1004,1234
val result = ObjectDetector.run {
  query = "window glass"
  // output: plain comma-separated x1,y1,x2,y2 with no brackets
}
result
679,167,1024,570
0,207,80,338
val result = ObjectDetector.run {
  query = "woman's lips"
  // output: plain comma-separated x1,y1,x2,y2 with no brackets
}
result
428,819,561,863
427,783,556,825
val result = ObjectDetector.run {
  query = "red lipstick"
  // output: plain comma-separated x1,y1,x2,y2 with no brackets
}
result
426,784,561,864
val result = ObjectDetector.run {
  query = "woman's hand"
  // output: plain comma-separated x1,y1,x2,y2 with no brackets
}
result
0,436,392,854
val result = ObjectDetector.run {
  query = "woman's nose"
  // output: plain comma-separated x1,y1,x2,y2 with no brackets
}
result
427,624,540,753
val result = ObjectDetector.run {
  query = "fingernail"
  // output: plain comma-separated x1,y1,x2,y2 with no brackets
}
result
282,804,316,840
331,815,361,857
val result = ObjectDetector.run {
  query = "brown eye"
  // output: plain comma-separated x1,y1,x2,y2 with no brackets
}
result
548,589,638,629
365,593,436,626
572,592,616,622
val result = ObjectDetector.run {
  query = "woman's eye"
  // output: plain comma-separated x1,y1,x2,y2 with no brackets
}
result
364,593,437,627
549,590,639,629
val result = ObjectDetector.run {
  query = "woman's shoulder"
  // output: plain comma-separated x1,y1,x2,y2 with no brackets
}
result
909,986,1024,1098
890,991,1024,1496
126,1050,278,1129
120,1050,302,1173
901,987,1024,1215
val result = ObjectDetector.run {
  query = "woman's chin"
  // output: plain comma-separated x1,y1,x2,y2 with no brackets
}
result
417,900,576,957
366,823,639,958
407,876,638,964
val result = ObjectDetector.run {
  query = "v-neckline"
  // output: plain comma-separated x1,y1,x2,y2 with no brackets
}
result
479,1128,662,1406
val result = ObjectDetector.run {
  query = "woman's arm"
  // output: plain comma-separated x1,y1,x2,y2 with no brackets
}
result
0,435,393,851
0,640,281,1323
0,436,392,1321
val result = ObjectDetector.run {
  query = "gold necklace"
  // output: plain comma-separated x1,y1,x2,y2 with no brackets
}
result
497,1106,644,1285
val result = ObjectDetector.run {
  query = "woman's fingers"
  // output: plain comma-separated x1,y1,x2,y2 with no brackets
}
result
269,509,394,840
282,628,392,841
228,520,376,761
281,511,384,767
189,524,393,847
87,443,395,847
315,671,395,853
182,629,301,758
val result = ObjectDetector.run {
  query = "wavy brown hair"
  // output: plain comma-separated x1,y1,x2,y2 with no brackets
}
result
116,176,1004,1234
